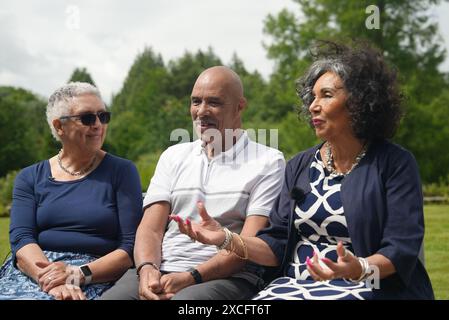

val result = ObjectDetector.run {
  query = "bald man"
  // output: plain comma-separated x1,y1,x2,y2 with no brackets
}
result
101,66,285,300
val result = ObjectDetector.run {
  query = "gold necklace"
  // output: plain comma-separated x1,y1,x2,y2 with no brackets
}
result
57,150,97,176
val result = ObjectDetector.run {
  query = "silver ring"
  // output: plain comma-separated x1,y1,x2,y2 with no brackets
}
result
47,276,53,281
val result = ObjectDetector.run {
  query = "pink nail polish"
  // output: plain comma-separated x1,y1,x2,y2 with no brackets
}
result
186,218,191,225
306,256,312,266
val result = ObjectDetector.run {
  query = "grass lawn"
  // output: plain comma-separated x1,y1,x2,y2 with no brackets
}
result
0,217,10,264
424,205,449,299
0,205,448,299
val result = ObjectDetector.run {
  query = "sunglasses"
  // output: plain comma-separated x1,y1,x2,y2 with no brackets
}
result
60,111,111,126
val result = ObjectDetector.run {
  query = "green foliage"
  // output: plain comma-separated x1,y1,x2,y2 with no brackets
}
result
167,47,222,100
109,47,230,162
394,89,449,183
0,170,17,217
135,151,163,190
228,54,271,122
68,67,96,86
423,177,449,203
0,218,11,260
108,48,172,159
262,0,449,183
0,87,55,177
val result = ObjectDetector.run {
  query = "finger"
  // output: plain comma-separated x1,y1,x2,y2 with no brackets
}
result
142,288,160,300
320,257,339,272
194,230,208,244
77,287,87,300
70,289,78,300
312,251,319,264
337,242,350,262
148,277,163,293
62,287,72,300
44,274,67,292
185,218,198,239
41,274,55,291
71,286,84,300
36,263,55,278
157,292,175,300
306,257,322,281
67,285,79,300
35,260,51,270
307,256,333,281
53,291,63,300
175,216,189,235
197,201,212,222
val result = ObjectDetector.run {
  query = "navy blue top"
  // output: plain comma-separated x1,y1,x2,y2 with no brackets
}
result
257,140,434,299
9,153,143,262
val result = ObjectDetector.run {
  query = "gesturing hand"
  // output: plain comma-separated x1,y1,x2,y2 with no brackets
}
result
169,201,226,246
306,242,363,281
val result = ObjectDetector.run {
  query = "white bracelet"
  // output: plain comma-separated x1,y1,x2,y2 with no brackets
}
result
349,257,370,283
216,228,233,250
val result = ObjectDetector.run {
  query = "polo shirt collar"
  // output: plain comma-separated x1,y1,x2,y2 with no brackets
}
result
196,130,249,162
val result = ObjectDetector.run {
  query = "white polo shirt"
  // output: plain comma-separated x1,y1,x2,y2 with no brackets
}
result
143,131,285,272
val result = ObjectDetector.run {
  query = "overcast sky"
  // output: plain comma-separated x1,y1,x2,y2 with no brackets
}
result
1,0,448,103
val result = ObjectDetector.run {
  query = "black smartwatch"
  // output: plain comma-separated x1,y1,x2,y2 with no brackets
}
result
79,264,93,285
189,268,203,284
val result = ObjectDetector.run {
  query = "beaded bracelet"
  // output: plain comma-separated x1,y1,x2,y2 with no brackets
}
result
216,227,233,251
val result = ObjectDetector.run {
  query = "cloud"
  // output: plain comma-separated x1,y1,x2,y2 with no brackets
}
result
0,0,447,104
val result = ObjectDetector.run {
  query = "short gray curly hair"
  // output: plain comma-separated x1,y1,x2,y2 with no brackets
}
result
46,82,104,141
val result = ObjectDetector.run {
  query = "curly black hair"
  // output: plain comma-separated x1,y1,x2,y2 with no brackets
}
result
297,40,403,140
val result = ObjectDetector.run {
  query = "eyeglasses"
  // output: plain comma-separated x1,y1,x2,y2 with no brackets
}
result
60,111,111,126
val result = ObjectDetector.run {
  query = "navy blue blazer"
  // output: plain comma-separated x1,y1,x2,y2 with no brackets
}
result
257,140,434,299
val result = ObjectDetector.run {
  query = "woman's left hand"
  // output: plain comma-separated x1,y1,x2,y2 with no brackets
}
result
306,241,363,281
36,261,69,292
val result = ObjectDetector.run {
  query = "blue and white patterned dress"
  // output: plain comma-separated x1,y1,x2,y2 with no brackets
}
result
254,150,372,300
0,251,112,300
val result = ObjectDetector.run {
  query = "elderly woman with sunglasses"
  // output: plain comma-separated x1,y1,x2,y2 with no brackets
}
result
0,82,143,300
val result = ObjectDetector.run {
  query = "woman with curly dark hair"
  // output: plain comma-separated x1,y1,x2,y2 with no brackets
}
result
171,41,434,299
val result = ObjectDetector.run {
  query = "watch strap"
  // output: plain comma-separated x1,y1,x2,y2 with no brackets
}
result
189,268,203,284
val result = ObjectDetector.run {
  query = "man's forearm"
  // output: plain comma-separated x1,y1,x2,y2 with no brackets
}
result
134,229,163,267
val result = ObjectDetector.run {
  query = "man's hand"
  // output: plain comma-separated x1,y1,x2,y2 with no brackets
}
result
138,265,174,300
160,272,195,297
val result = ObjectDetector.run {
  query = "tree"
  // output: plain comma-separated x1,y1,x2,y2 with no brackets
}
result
68,67,96,86
263,0,449,182
108,48,171,159
167,48,222,100
0,87,52,177
228,53,270,123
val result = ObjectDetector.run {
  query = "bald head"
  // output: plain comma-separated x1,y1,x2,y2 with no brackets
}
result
190,66,247,146
193,66,244,103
